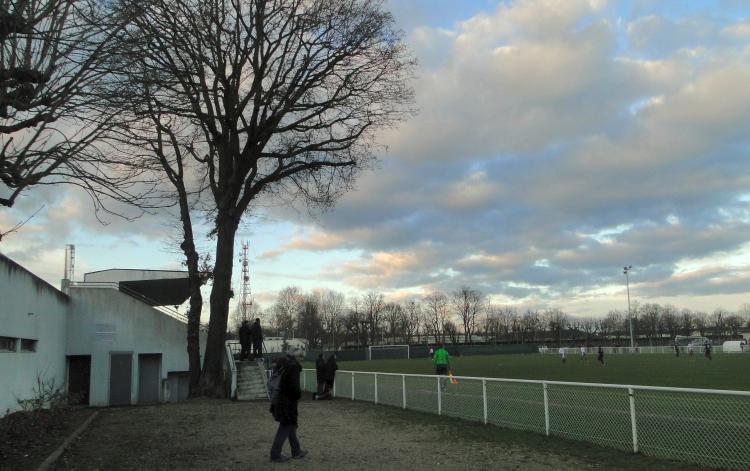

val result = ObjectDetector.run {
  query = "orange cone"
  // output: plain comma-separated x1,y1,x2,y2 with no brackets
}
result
449,370,458,385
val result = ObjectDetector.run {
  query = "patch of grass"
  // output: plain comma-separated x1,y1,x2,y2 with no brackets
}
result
367,402,711,471
334,353,750,390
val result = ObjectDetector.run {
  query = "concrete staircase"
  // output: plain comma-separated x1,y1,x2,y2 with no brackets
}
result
236,360,269,401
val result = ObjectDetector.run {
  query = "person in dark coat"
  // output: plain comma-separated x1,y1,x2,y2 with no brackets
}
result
249,318,263,359
314,354,326,399
269,346,308,462
238,320,251,360
324,354,338,396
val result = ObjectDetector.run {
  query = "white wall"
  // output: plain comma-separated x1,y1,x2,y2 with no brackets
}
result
67,286,206,406
0,256,69,415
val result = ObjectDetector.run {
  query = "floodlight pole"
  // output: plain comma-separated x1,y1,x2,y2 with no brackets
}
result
624,266,634,348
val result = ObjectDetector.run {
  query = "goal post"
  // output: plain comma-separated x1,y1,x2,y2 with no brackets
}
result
368,344,410,360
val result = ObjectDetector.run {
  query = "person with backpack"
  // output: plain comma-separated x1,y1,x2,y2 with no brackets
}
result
249,318,264,360
269,346,308,463
324,354,338,397
314,353,326,399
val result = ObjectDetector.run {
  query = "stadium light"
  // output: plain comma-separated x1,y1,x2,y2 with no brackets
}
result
623,265,634,348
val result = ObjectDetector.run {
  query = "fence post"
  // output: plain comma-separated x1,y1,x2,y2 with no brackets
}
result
402,375,406,409
302,370,306,391
628,387,639,453
374,373,378,405
482,379,488,425
351,372,355,401
333,375,336,397
543,382,550,436
437,376,442,416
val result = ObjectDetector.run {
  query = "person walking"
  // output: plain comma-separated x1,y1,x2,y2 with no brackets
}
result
704,342,712,360
269,346,308,463
559,346,567,363
433,344,450,389
239,320,251,361
249,318,264,360
314,354,326,399
324,354,338,397
597,346,605,365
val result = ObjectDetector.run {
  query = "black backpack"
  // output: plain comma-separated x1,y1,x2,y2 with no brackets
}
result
268,365,286,405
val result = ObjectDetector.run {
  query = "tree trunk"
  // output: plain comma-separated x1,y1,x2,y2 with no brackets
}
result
201,220,237,396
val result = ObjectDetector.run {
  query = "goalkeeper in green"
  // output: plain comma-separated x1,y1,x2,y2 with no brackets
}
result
433,344,451,389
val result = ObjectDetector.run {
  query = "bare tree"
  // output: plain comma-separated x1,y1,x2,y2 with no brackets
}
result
113,0,414,393
401,299,421,344
274,286,302,338
316,289,346,349
0,0,152,210
424,291,448,344
382,302,402,343
362,291,384,345
297,296,324,349
543,308,568,347
451,286,483,344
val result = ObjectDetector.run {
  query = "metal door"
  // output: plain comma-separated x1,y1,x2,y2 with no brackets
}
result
138,354,161,404
109,353,132,406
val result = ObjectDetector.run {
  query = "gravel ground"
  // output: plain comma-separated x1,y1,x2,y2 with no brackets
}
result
51,398,707,471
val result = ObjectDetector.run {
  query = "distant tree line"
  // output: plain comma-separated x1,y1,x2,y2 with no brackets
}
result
231,287,750,349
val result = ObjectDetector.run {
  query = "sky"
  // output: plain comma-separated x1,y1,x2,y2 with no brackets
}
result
2,0,750,319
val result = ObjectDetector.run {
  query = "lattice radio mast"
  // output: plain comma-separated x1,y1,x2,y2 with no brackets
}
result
238,241,252,318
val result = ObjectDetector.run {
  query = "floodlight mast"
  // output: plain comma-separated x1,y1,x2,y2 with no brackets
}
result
623,265,634,348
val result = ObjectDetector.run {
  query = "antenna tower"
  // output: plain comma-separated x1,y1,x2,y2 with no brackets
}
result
238,241,252,318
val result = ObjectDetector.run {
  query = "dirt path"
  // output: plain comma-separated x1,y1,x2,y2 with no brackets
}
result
52,398,707,471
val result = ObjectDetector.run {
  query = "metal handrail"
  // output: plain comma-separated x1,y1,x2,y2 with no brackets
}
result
225,341,237,399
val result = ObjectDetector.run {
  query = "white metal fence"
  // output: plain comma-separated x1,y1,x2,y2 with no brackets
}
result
301,369,750,469
538,345,727,355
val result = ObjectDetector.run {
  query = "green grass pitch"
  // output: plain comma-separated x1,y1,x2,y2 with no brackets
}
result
302,353,750,468
333,352,750,390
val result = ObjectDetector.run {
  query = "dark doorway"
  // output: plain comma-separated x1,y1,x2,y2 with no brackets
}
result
67,355,91,405
109,353,133,406
138,354,162,404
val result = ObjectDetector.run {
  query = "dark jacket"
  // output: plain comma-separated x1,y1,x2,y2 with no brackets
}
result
239,323,251,345
315,356,326,382
270,356,302,425
249,321,263,342
325,356,338,382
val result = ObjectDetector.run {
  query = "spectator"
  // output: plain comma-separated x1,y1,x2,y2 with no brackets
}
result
314,354,326,399
269,346,308,462
324,354,338,397
249,318,263,360
239,320,251,361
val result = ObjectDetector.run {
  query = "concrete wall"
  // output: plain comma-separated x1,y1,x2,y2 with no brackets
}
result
0,256,69,415
66,286,206,406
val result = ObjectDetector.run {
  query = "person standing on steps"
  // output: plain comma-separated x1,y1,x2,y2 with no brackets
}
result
249,317,264,360
239,320,251,361
269,346,308,463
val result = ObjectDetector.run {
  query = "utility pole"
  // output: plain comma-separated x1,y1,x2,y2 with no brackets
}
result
624,265,634,348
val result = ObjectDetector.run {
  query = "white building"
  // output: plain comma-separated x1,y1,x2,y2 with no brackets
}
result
0,253,206,416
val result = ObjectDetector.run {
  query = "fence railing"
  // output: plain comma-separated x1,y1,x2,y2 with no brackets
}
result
538,345,727,355
301,369,750,470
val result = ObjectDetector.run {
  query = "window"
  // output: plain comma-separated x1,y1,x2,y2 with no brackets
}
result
0,337,17,352
20,339,37,352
